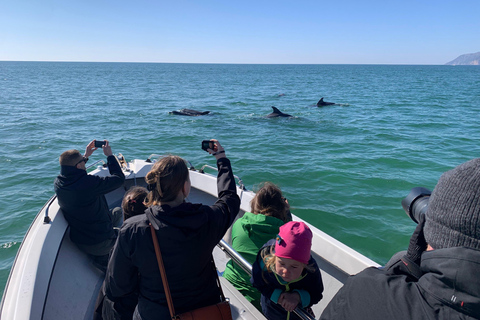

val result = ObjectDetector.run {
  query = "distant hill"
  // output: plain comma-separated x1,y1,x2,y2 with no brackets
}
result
445,52,480,65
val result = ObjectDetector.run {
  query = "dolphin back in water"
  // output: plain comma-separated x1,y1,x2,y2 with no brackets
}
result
316,97,335,107
266,106,293,118
169,108,210,116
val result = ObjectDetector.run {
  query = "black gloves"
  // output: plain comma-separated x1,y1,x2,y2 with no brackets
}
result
400,213,427,280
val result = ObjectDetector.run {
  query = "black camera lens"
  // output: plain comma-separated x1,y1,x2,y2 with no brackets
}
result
401,187,432,224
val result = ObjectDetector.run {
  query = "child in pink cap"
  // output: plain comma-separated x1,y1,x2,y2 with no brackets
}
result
251,221,324,320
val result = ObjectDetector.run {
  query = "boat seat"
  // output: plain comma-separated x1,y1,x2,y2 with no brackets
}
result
43,227,104,319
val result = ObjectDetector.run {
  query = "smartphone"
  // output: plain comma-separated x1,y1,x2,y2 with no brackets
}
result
201,140,213,152
94,140,105,148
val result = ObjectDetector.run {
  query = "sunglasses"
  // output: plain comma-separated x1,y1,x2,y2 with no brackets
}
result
75,157,88,166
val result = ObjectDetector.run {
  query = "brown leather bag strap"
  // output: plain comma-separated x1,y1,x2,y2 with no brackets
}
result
212,259,226,301
149,224,177,320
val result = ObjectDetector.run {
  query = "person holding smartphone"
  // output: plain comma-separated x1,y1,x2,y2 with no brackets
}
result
54,139,125,272
102,139,240,320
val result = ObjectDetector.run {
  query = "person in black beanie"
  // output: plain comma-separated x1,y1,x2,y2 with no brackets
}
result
320,158,480,320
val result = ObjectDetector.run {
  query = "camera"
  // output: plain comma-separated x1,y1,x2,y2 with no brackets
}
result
94,140,105,148
401,187,432,224
201,140,213,152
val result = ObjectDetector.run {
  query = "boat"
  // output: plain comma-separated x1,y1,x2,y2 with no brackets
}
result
0,153,379,320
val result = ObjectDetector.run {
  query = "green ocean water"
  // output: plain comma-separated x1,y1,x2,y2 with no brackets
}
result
1,62,479,296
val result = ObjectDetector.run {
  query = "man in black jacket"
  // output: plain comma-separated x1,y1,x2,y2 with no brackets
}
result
54,140,125,271
321,158,480,320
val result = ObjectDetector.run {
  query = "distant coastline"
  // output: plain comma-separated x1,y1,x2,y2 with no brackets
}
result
445,52,480,65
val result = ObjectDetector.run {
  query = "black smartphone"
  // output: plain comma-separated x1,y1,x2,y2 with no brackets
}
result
94,140,105,148
201,140,213,152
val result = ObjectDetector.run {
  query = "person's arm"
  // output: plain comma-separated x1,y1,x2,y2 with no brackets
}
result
88,140,125,194
251,245,278,300
213,157,240,224
278,292,301,312
205,139,226,161
292,289,310,308
101,140,114,157
106,155,125,180
84,140,97,160
103,231,138,319
205,140,241,240
302,258,324,307
85,156,125,195
384,214,427,280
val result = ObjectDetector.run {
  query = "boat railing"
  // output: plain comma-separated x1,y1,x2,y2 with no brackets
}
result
43,196,56,223
146,154,195,170
146,154,163,162
87,159,106,170
217,240,316,320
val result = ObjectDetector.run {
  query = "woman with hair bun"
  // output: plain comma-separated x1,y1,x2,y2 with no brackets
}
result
102,140,240,320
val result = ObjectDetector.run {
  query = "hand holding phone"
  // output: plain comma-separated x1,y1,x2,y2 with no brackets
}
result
201,140,214,152
201,139,225,159
94,140,105,148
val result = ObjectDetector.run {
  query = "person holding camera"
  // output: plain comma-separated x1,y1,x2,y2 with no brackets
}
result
102,140,241,320
54,140,125,271
320,157,480,320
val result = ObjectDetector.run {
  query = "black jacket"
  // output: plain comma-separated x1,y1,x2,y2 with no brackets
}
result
54,155,125,245
251,240,324,320
102,158,241,320
320,247,480,320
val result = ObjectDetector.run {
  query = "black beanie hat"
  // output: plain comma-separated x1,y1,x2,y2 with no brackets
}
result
424,158,480,249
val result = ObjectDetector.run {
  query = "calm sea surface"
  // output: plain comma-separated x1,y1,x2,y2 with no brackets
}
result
1,62,479,295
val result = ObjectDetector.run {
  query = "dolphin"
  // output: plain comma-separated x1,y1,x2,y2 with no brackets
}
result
266,106,293,118
169,108,210,116
316,97,335,107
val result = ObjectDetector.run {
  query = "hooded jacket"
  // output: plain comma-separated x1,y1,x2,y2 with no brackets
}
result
102,157,240,320
320,247,480,320
54,155,125,245
251,240,324,320
223,211,286,309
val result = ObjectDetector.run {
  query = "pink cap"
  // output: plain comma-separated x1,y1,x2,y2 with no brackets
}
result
275,221,313,265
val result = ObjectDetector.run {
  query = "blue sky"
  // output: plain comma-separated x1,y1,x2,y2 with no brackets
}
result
1,0,479,64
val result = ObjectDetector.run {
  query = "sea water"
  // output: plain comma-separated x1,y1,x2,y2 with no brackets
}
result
1,62,479,296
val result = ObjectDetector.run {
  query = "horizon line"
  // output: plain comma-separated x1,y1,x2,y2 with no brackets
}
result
0,60,451,66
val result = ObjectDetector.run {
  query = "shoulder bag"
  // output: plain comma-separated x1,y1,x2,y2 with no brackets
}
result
149,224,233,320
